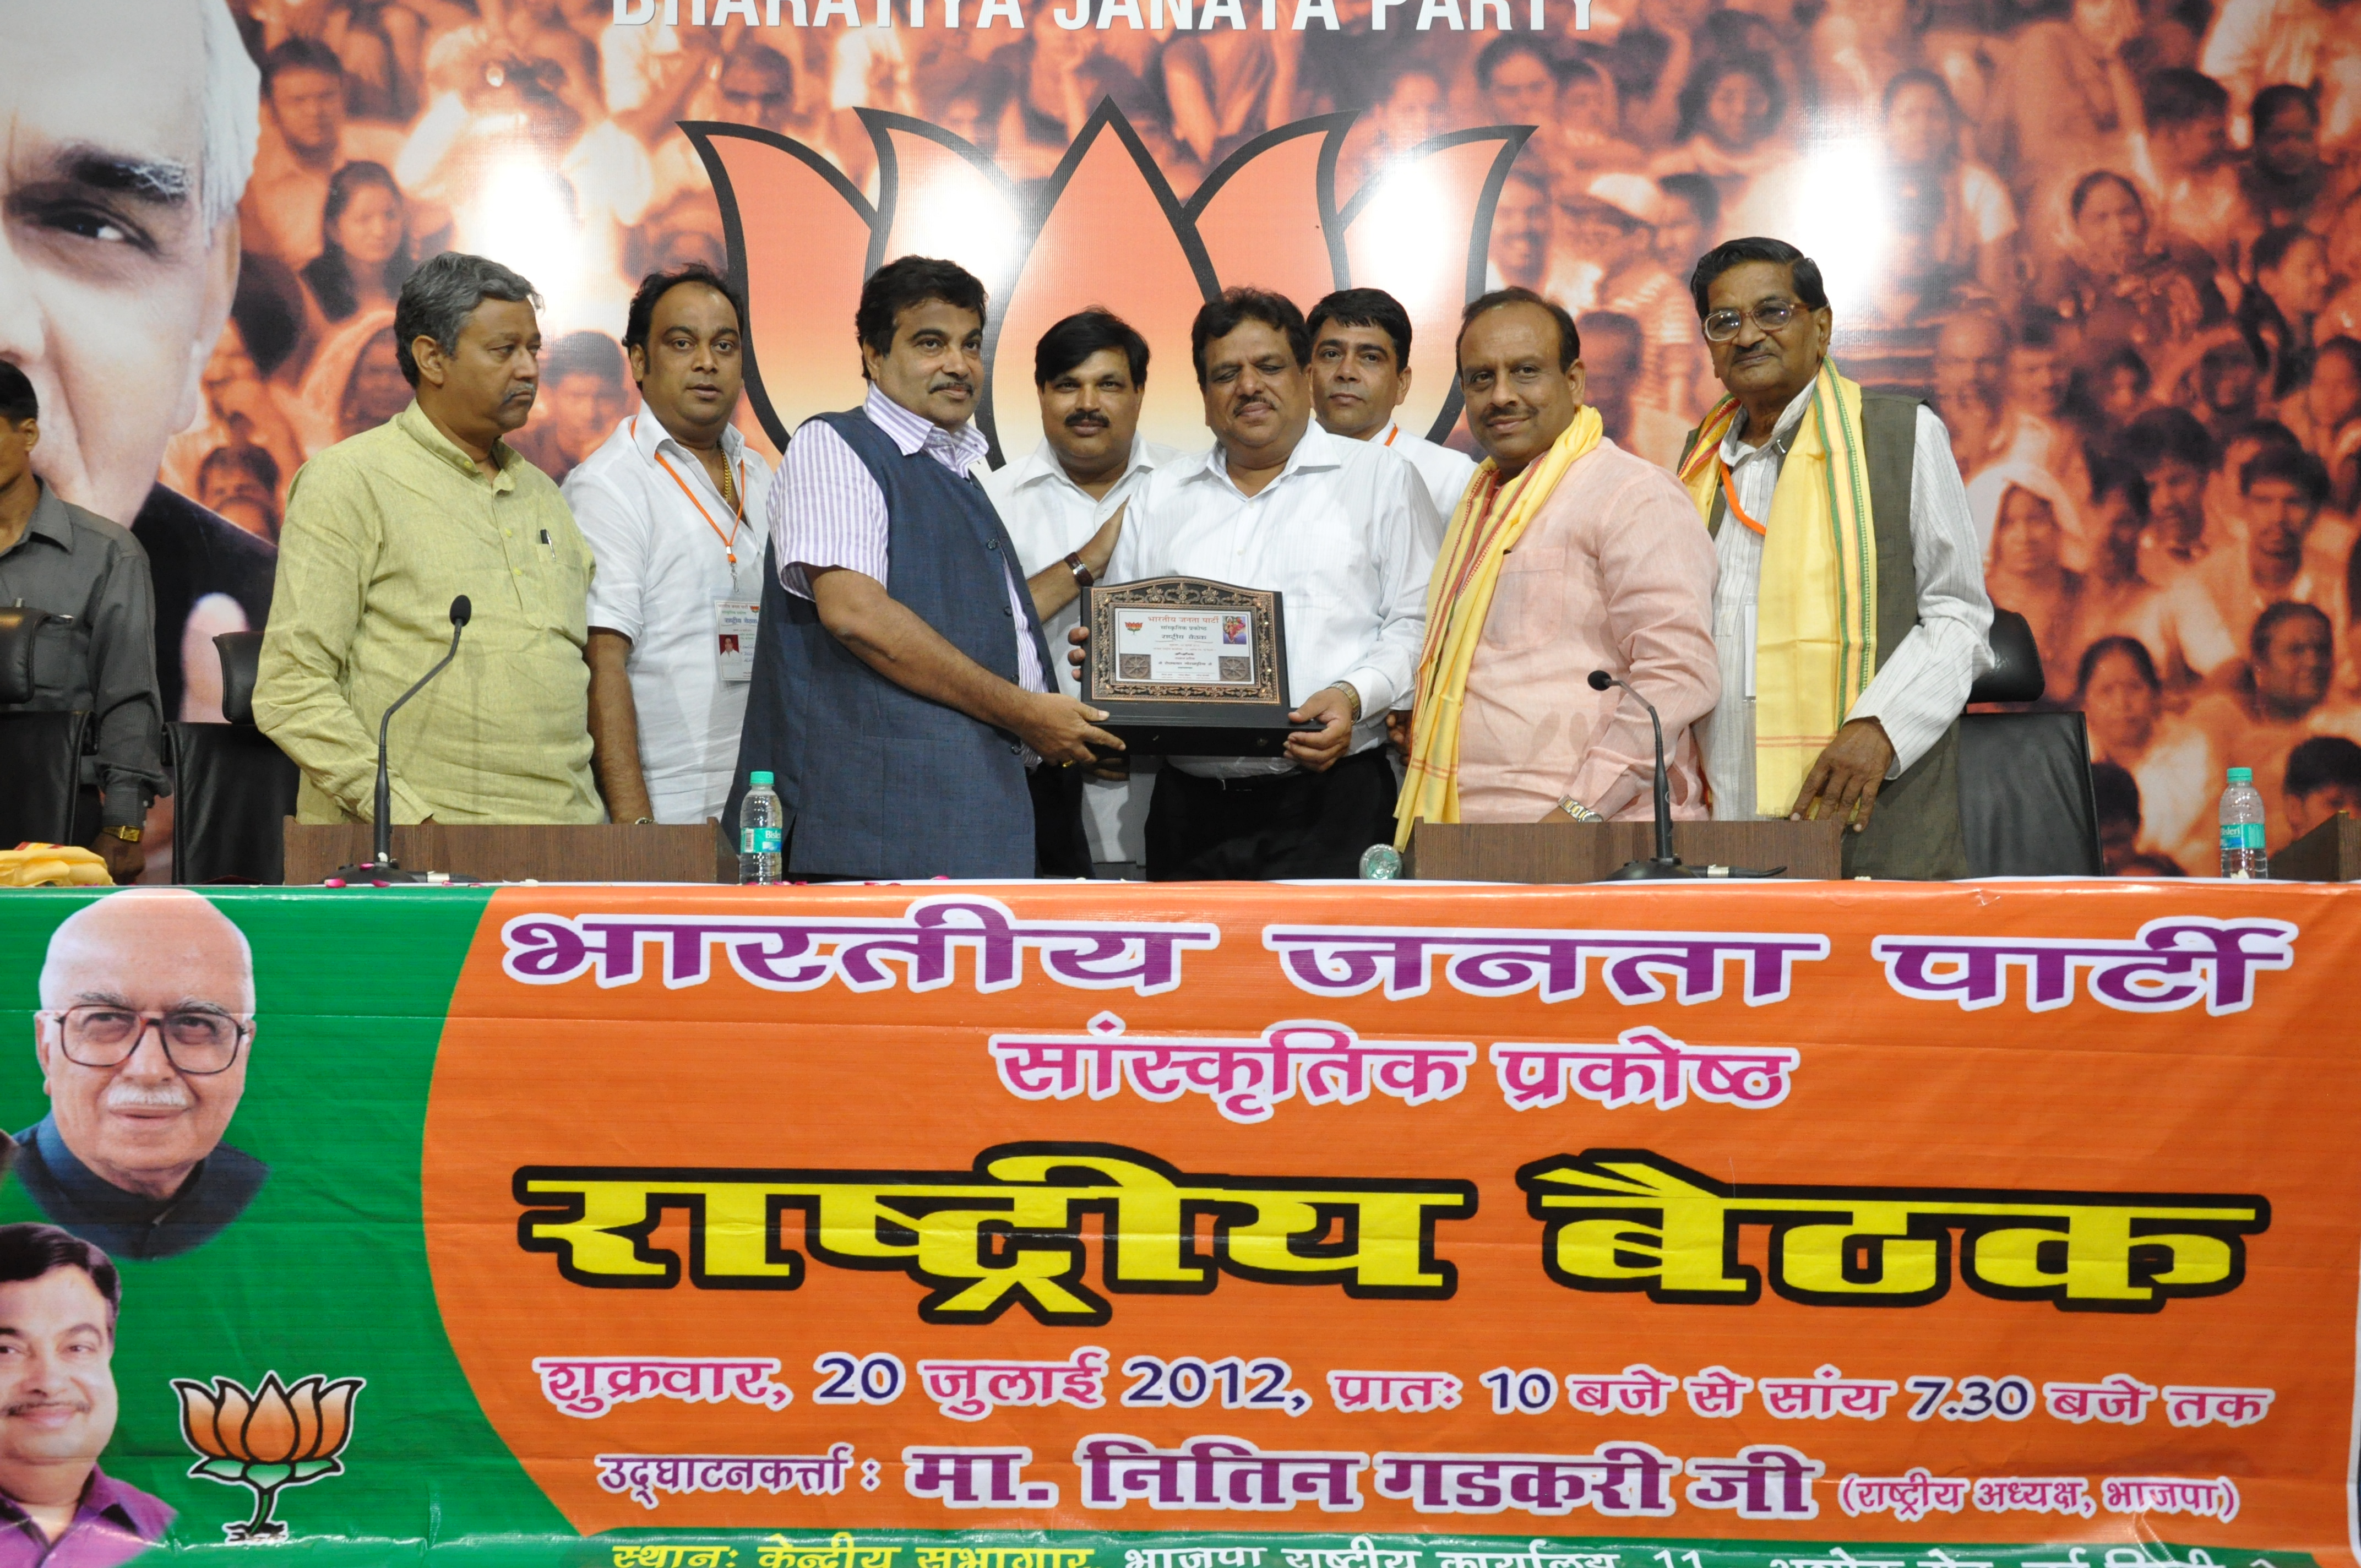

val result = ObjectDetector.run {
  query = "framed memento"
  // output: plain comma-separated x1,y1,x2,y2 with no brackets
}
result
1080,576,1312,755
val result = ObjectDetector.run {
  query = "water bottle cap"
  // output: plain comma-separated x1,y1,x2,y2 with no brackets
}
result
2226,766,2253,782
749,771,775,786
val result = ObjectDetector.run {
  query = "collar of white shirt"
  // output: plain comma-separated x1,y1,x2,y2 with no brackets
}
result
1006,433,1166,493
1184,422,1350,496
630,407,748,467
1718,378,1819,466
863,383,989,471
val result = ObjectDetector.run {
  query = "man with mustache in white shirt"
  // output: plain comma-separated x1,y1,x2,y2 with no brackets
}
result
984,311,1181,879
1306,288,1477,524
1087,288,1441,879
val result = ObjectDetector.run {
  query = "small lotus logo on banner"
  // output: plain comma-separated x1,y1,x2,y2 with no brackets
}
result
172,1373,365,1541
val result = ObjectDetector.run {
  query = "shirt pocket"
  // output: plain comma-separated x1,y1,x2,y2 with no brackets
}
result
546,532,595,645
1482,545,1570,652
28,614,85,705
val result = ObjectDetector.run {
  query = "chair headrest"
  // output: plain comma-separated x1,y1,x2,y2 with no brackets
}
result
0,607,50,706
1970,607,2045,704
214,630,266,727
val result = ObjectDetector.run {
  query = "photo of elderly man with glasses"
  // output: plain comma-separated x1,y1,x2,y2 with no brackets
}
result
16,890,265,1261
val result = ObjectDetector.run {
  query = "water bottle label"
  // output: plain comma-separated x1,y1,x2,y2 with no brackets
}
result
2218,823,2265,852
741,826,782,854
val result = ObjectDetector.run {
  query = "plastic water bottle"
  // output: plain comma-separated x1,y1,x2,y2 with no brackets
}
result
2218,765,2267,879
738,771,783,885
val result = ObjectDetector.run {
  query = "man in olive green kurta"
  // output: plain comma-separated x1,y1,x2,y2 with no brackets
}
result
254,254,606,826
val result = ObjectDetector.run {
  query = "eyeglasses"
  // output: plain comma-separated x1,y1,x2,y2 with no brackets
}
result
39,1006,251,1076
1702,300,1800,343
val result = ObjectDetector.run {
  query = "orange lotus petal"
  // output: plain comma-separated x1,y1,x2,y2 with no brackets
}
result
213,1379,254,1462
993,104,1215,461
241,1374,300,1464
873,115,1026,301
173,1380,229,1459
311,1379,362,1458
286,1376,324,1460
685,121,874,449
1342,128,1528,442
1189,116,1348,322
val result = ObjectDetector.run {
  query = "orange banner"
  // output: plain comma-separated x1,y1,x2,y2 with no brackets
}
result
420,879,2360,1556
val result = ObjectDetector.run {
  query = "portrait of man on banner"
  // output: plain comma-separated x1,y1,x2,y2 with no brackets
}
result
14,891,267,1262
0,1223,172,1567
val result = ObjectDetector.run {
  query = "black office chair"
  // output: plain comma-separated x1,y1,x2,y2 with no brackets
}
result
1956,608,2104,876
168,630,300,884
0,607,95,847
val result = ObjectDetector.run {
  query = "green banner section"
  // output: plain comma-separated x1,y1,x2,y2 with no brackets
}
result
0,888,568,1556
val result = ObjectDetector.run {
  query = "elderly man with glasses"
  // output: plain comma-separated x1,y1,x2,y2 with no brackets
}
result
1677,237,1995,879
17,890,265,1262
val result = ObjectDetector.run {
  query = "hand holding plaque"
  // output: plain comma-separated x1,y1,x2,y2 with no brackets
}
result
1077,576,1317,756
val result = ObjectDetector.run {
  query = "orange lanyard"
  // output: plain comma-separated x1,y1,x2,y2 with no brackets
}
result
638,417,745,570
1384,425,1400,447
1718,458,1768,537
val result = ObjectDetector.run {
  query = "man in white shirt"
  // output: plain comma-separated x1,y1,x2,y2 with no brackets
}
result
1678,238,1995,879
985,311,1181,879
1307,289,1478,523
566,264,772,826
1100,288,1442,880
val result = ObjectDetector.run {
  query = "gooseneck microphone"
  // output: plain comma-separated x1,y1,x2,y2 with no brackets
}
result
1588,668,1689,880
340,595,471,883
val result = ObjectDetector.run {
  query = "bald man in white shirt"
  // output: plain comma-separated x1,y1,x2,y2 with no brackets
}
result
1099,288,1441,880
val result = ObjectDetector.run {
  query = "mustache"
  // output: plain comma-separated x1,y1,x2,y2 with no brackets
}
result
102,1081,195,1113
6,1396,90,1418
1063,410,1109,429
929,377,973,393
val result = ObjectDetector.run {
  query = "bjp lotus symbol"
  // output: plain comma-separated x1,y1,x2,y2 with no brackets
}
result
684,101,1525,465
173,1373,364,1540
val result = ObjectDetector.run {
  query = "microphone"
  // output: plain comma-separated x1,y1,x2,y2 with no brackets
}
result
338,595,470,884
1587,667,1690,881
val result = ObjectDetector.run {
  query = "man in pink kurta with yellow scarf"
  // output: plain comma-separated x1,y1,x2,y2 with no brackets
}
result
1392,289,1718,843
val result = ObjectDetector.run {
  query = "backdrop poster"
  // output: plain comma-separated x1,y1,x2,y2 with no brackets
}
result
0,880,2352,1562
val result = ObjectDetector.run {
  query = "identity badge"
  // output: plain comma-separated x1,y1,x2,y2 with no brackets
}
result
715,599,760,683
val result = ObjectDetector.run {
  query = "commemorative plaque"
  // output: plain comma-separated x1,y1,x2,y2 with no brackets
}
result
1080,576,1314,756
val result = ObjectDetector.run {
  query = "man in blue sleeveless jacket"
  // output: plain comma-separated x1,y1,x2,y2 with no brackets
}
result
730,257,1122,878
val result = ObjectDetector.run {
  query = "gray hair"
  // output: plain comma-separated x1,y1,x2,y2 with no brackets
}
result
393,252,543,386
199,0,262,236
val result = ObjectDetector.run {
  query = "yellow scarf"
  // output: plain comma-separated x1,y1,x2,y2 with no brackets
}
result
1392,406,1603,848
1676,360,1878,818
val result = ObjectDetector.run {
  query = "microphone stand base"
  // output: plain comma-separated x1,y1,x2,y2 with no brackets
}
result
330,860,422,885
1603,856,1695,881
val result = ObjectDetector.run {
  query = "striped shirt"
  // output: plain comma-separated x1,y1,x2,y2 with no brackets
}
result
768,385,1046,693
1698,382,1995,820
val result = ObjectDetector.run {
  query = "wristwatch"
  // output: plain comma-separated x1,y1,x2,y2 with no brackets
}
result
1555,797,1603,823
100,824,142,844
1063,552,1094,588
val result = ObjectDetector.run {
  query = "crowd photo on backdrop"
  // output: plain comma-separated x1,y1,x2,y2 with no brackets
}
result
10,0,2361,880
